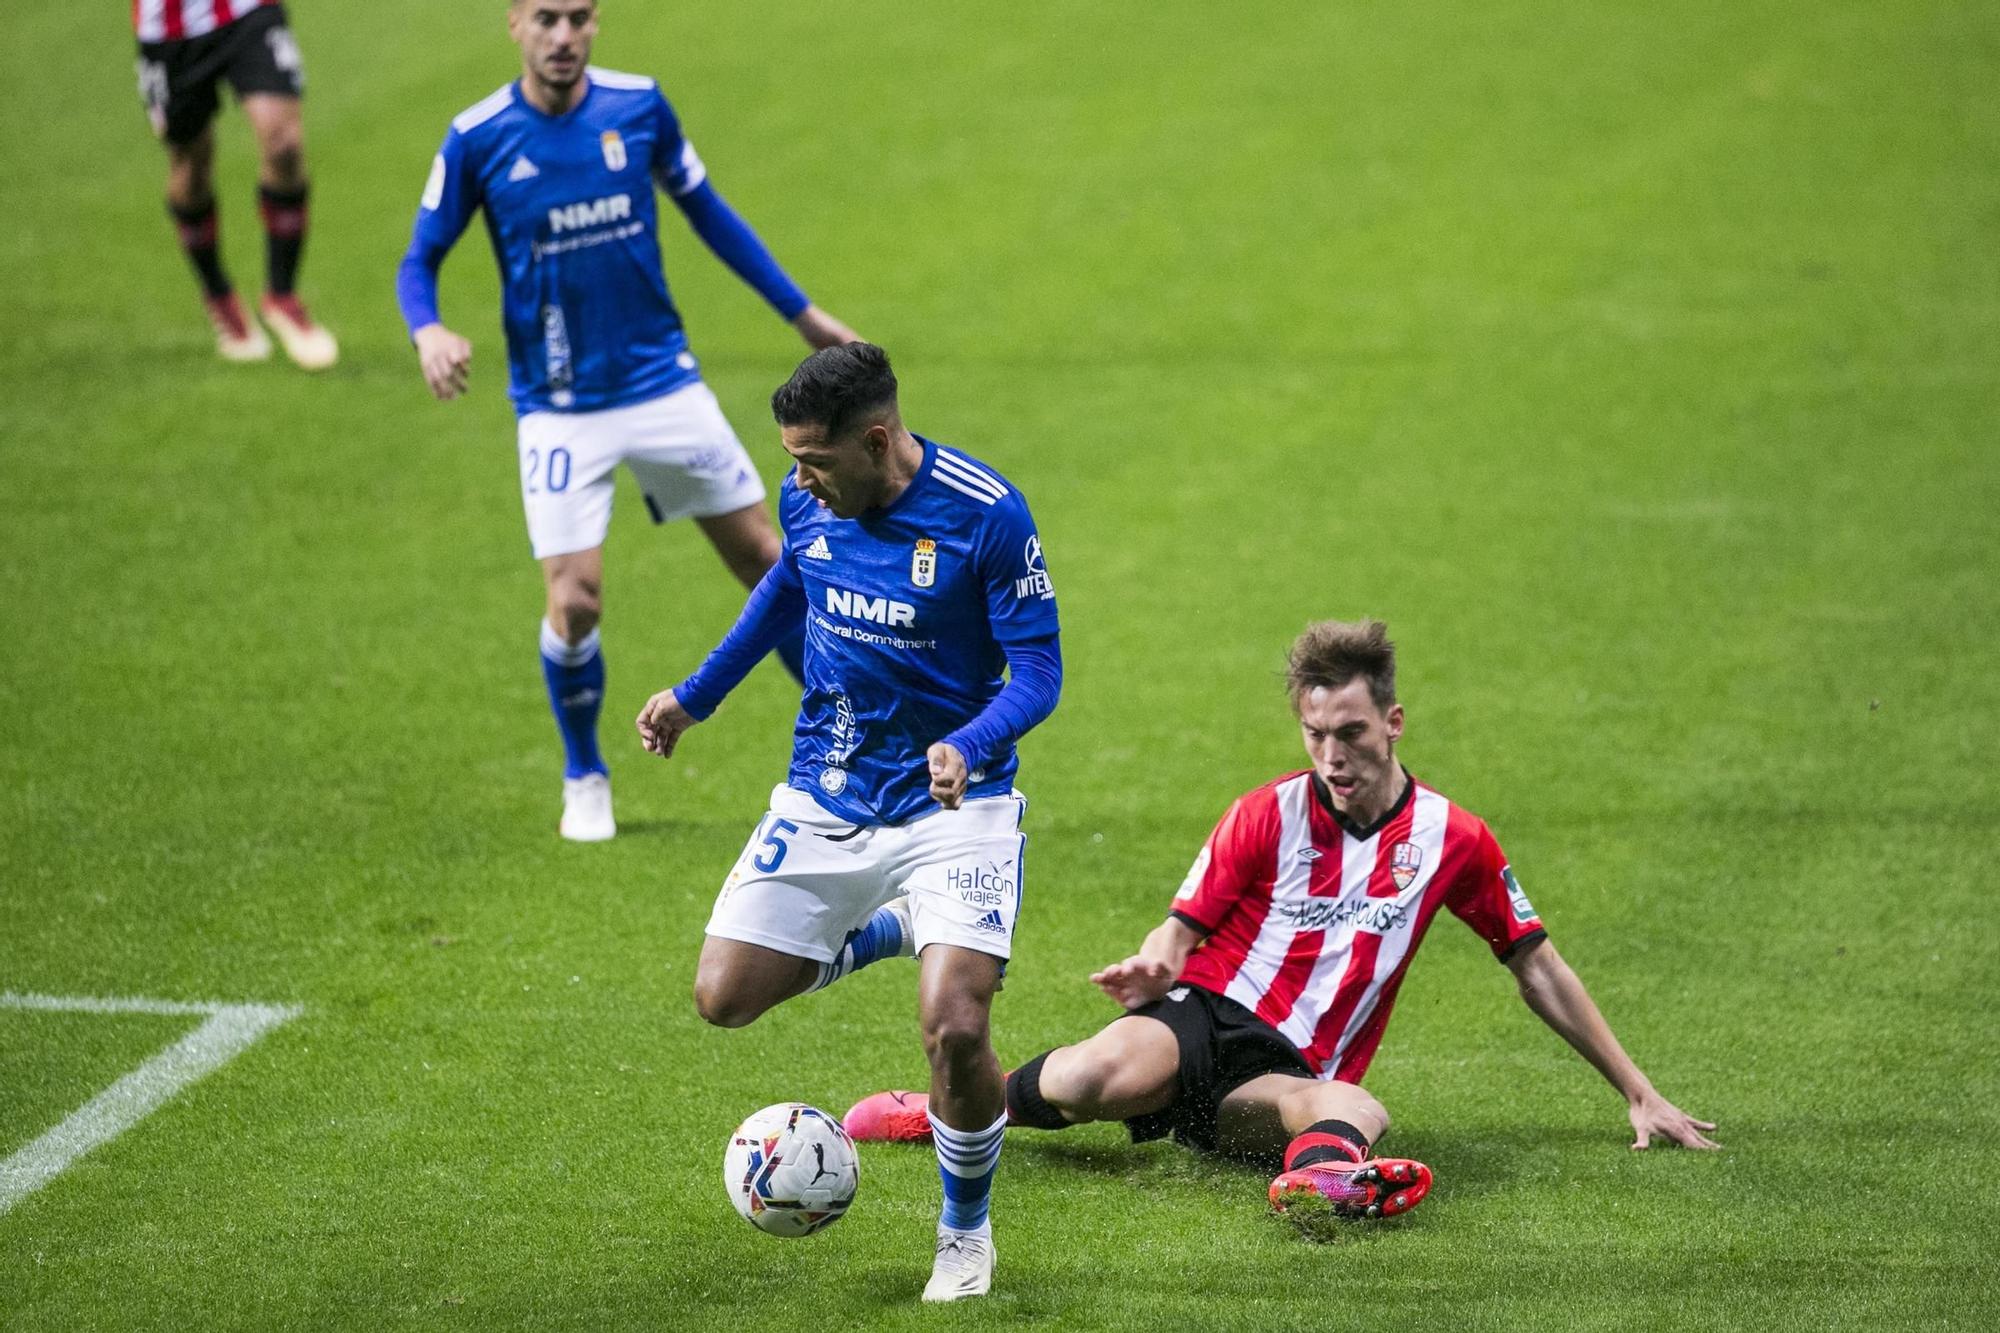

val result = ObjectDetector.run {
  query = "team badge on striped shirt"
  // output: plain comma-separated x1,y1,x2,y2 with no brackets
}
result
600,130,627,171
911,539,937,588
1391,841,1423,891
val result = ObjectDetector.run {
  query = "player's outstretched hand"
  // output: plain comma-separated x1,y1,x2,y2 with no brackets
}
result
1090,956,1175,1010
926,742,968,809
635,689,697,759
414,323,474,401
792,304,862,351
1628,1092,1720,1150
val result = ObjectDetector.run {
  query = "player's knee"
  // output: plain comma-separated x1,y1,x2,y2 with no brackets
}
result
550,589,602,639
261,133,305,186
921,1008,991,1070
692,975,764,1029
1040,1054,1111,1117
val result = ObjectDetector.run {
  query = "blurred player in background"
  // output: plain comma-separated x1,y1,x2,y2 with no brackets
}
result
847,620,1716,1229
397,0,858,841
636,344,1063,1301
134,0,337,368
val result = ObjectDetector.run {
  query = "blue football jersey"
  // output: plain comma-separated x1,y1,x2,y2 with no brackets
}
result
410,68,709,415
779,439,1060,825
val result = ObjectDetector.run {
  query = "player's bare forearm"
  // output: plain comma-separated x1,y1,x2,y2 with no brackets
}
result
1509,940,1720,1149
1090,917,1202,1009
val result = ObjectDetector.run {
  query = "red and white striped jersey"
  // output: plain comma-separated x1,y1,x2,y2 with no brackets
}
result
133,0,277,43
1172,770,1545,1083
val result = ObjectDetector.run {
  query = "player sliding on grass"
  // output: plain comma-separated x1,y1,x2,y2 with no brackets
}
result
397,0,858,841
637,344,1062,1302
847,619,1717,1227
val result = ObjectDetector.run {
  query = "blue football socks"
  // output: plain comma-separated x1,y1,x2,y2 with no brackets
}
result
539,618,606,780
930,1109,1006,1233
812,900,910,991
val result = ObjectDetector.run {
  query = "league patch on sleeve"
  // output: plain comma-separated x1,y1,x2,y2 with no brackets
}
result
421,154,446,211
1502,865,1536,924
1013,535,1054,601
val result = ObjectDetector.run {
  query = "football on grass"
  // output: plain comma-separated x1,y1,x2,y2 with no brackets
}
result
723,1102,859,1237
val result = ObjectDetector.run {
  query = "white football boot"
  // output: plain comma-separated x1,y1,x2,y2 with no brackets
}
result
258,293,340,371
922,1227,994,1302
559,772,615,842
204,293,272,362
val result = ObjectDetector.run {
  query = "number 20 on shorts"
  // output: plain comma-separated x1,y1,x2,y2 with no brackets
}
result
524,446,572,494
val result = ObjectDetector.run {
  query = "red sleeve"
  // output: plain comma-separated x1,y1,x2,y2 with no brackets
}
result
1169,791,1278,934
1445,819,1547,962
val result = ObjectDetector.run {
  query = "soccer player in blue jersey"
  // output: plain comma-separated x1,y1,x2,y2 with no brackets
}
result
636,344,1062,1302
395,0,858,841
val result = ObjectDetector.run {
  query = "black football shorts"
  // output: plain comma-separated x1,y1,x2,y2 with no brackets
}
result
136,5,303,146
1123,983,1315,1156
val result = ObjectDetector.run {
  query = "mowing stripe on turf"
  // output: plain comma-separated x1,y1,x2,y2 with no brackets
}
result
0,993,302,1217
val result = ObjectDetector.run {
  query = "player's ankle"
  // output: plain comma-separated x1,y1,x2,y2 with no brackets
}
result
1283,1119,1371,1172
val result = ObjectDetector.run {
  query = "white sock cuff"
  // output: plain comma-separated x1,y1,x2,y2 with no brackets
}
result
540,619,601,667
928,1109,1008,1174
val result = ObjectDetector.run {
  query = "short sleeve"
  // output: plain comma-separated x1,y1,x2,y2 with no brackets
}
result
650,90,708,197
1169,794,1278,934
976,493,1059,644
414,126,481,246
1446,821,1547,962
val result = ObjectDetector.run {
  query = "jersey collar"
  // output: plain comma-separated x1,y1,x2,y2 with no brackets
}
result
513,76,593,123
1310,767,1415,842
864,435,936,523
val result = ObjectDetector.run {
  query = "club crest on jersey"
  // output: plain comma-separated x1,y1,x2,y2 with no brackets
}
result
600,129,628,172
911,539,937,588
1391,841,1423,891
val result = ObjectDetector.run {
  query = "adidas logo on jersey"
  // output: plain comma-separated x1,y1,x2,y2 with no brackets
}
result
508,155,541,182
802,536,833,561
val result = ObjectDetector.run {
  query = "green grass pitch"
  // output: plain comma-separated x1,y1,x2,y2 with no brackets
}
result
4,1,1998,1328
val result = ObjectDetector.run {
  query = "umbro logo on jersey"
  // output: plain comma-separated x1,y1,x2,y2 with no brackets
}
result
803,536,833,561
1298,847,1322,862
973,909,1006,934
508,155,541,182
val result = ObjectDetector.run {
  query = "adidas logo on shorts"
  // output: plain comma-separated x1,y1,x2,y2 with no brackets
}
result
973,909,1005,934
803,536,833,561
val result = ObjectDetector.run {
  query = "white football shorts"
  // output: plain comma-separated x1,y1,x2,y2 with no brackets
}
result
516,381,767,560
706,784,1028,964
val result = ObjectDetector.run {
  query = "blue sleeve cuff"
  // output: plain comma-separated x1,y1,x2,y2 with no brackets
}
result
674,180,810,320
395,243,444,337
941,630,1062,773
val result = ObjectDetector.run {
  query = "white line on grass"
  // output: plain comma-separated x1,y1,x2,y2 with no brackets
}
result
0,992,302,1217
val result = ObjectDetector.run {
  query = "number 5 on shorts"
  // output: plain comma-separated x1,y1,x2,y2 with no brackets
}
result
751,817,801,873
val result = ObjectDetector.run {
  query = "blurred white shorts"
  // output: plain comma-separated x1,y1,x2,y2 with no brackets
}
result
516,381,766,559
